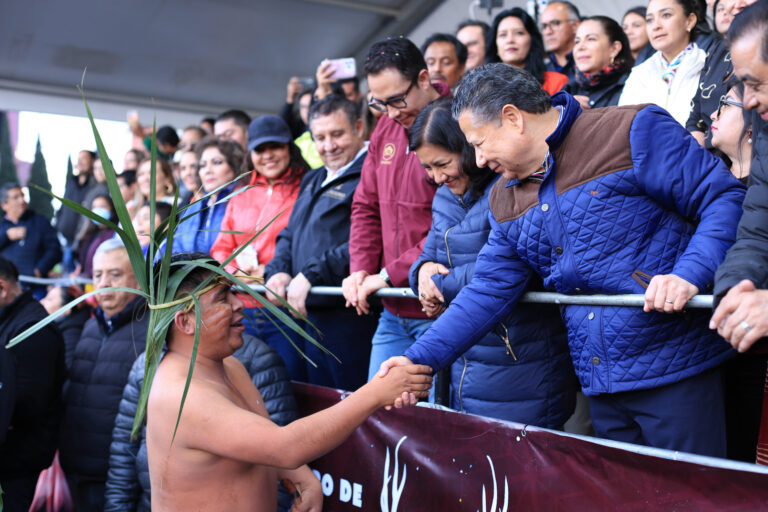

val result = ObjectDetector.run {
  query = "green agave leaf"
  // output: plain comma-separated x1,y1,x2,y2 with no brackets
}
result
6,286,149,349
29,183,121,234
79,87,147,292
171,293,202,445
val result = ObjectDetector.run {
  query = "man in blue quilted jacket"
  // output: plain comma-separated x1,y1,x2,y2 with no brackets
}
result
381,63,746,457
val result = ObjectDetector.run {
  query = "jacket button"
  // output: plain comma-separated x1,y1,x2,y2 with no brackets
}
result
541,203,550,212
555,247,563,255
592,357,600,365
588,312,595,320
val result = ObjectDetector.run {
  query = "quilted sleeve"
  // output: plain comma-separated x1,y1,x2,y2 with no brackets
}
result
630,106,746,291
405,213,532,371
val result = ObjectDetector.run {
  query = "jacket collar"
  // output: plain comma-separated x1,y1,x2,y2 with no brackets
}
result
95,296,146,335
0,290,33,328
545,92,583,152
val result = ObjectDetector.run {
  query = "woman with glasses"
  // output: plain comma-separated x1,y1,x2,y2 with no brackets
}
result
566,16,635,109
173,137,246,254
619,0,706,126
486,8,569,95
711,83,753,184
407,99,576,426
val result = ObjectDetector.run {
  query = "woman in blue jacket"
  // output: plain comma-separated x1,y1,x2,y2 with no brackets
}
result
408,99,576,428
172,136,246,255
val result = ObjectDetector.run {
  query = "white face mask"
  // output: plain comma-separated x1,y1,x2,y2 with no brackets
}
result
91,207,112,225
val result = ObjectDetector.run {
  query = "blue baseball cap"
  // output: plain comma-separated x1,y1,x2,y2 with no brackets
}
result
247,115,292,152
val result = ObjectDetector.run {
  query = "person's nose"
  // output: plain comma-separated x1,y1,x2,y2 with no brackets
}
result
386,104,400,120
475,148,487,168
230,291,244,312
744,88,758,110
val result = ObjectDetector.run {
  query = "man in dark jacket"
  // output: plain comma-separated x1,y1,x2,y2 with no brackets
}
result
104,335,299,512
0,183,62,294
342,37,449,385
56,149,95,246
381,64,745,457
59,238,147,511
712,0,768,352
0,258,66,512
265,95,377,390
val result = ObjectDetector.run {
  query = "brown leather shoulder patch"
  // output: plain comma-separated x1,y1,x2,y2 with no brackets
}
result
489,176,541,224
554,105,643,195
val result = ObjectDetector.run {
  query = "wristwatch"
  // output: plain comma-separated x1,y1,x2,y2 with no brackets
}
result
379,267,393,287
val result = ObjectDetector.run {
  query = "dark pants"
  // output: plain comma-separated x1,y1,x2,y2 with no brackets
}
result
243,307,307,382
589,368,726,458
722,353,768,462
304,307,377,391
0,476,37,512
65,474,105,512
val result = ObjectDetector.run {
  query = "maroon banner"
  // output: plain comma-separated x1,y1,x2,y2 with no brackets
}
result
294,383,768,511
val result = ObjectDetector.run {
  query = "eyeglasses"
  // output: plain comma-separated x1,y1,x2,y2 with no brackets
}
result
367,82,415,113
540,19,573,31
716,96,744,117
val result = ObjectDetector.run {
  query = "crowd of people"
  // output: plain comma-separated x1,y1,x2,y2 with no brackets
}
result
1,0,768,509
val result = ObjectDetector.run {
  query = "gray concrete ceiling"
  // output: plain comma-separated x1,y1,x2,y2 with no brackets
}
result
0,0,444,116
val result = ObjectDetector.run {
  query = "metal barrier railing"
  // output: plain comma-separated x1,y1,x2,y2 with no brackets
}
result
20,275,714,309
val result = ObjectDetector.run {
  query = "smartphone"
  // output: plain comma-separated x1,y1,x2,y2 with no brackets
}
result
327,58,357,80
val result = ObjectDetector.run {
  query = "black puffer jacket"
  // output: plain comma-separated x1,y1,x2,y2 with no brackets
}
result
56,305,92,370
0,291,66,478
59,297,148,480
715,116,768,298
104,334,299,512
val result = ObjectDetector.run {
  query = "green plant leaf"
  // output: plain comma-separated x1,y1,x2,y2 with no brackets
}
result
6,286,149,349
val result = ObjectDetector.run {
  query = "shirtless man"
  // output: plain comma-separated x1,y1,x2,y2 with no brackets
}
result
147,255,433,512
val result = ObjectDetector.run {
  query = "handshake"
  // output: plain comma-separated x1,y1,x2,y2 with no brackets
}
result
365,356,433,410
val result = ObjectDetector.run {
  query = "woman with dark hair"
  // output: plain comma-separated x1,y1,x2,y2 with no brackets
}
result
566,16,635,108
173,136,246,254
486,8,568,95
713,0,732,34
622,6,654,64
74,194,116,278
407,99,576,426
210,116,310,378
619,0,706,126
711,81,753,184
177,148,203,207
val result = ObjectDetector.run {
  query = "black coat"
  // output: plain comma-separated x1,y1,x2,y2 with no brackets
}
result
686,38,732,148
0,209,62,278
564,73,629,108
59,298,147,480
715,115,768,298
56,306,93,370
265,148,366,308
104,335,299,512
0,291,66,478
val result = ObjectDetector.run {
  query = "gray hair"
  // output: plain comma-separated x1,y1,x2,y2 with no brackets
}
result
0,182,21,204
549,1,581,21
93,237,127,259
451,63,552,124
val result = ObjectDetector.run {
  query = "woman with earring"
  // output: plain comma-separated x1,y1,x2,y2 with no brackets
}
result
623,7,654,65
619,0,706,126
711,82,753,184
566,16,634,109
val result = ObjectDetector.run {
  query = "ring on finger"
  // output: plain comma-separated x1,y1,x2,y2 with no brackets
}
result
740,320,751,332
665,299,674,304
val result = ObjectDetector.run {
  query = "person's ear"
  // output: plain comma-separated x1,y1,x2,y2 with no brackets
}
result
354,118,365,138
416,68,431,90
173,309,196,336
500,104,524,133
610,41,622,61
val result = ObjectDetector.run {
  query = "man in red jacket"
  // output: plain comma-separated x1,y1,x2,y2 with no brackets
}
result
342,36,449,385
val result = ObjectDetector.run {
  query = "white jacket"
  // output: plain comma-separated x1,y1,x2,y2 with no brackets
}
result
618,44,706,126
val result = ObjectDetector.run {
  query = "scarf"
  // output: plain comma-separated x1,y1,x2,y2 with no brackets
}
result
661,44,694,85
574,59,629,92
